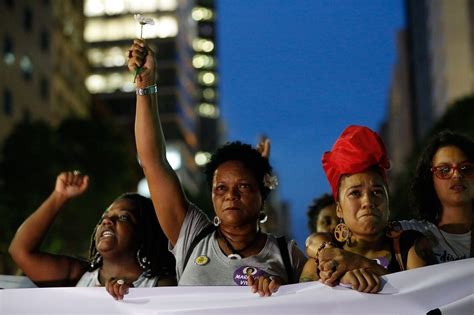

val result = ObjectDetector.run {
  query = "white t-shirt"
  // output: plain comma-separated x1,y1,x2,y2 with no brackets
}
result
75,269,158,287
399,219,471,263
171,204,307,286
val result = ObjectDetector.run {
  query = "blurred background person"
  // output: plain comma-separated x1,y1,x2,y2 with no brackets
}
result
306,193,338,236
401,130,473,263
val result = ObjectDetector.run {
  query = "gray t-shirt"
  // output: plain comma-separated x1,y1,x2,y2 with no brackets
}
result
399,219,470,263
171,204,307,286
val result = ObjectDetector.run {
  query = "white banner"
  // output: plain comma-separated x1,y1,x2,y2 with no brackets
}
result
1,258,473,315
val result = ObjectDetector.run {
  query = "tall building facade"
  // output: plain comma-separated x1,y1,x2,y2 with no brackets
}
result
383,0,474,177
83,0,220,193
381,30,415,177
0,0,90,145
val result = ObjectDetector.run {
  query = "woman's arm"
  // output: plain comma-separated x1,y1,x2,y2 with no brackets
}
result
8,172,89,286
299,258,319,282
317,247,389,286
129,39,188,246
406,235,436,269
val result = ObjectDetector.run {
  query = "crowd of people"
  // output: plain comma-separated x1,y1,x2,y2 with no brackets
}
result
7,39,473,299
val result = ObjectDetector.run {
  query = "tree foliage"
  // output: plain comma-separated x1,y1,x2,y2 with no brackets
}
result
0,116,141,274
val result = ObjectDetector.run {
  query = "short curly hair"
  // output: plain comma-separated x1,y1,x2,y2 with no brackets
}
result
410,130,474,223
204,141,273,201
306,193,335,234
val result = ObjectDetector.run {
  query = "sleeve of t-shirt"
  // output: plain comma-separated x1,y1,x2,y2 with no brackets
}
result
170,203,211,263
399,219,421,231
288,240,308,281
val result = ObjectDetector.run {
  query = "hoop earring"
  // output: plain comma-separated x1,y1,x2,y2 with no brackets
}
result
89,252,102,269
334,219,351,243
258,211,268,224
213,216,221,227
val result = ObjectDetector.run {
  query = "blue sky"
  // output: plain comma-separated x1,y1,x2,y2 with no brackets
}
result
217,0,404,249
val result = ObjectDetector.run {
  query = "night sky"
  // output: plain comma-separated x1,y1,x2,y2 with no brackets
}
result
217,0,404,249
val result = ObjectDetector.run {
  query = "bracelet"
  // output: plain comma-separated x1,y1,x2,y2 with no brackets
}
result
315,241,336,259
136,84,158,95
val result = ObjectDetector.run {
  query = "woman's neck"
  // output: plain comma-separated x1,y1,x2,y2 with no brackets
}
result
438,204,473,234
218,223,265,256
99,255,142,285
344,233,388,257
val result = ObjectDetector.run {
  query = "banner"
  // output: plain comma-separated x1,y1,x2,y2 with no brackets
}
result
1,258,473,314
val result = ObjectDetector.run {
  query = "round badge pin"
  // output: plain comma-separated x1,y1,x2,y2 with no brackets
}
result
195,255,209,266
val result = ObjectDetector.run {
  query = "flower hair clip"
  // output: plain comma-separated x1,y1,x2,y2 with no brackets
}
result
133,14,155,82
263,173,278,190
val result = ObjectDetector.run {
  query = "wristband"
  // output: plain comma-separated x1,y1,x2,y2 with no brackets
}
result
136,84,158,95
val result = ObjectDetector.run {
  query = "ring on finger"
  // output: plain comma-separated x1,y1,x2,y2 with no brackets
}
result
73,170,80,176
117,279,125,285
330,259,338,271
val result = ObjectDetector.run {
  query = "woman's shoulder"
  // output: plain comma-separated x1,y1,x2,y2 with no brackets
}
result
398,219,436,231
75,269,100,287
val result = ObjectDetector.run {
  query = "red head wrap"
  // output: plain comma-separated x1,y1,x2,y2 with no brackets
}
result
322,125,390,200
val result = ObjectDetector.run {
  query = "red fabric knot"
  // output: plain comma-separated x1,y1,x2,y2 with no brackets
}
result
322,125,390,200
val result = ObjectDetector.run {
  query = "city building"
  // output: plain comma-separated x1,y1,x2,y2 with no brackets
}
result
0,0,90,145
383,0,474,177
83,0,220,194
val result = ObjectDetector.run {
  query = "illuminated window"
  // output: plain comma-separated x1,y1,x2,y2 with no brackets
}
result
195,151,211,166
197,103,219,118
192,38,214,53
85,15,177,42
137,177,150,197
192,7,214,21
166,145,182,170
86,71,137,93
198,71,216,86
202,88,216,100
88,46,127,67
3,36,15,65
87,48,104,66
106,47,127,67
20,55,33,81
104,0,125,15
84,0,178,17
192,54,215,69
86,74,107,93
84,0,104,16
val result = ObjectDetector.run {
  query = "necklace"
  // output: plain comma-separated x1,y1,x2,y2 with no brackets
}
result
217,227,261,260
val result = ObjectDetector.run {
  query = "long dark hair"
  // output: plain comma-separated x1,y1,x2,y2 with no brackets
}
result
88,193,175,278
410,130,474,223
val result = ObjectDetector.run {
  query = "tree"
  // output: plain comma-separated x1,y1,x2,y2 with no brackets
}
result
0,115,141,274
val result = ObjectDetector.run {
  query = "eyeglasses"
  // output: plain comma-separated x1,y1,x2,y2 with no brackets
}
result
430,162,474,179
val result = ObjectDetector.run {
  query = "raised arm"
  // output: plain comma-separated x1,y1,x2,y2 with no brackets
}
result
406,235,436,269
8,171,89,286
129,39,188,245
